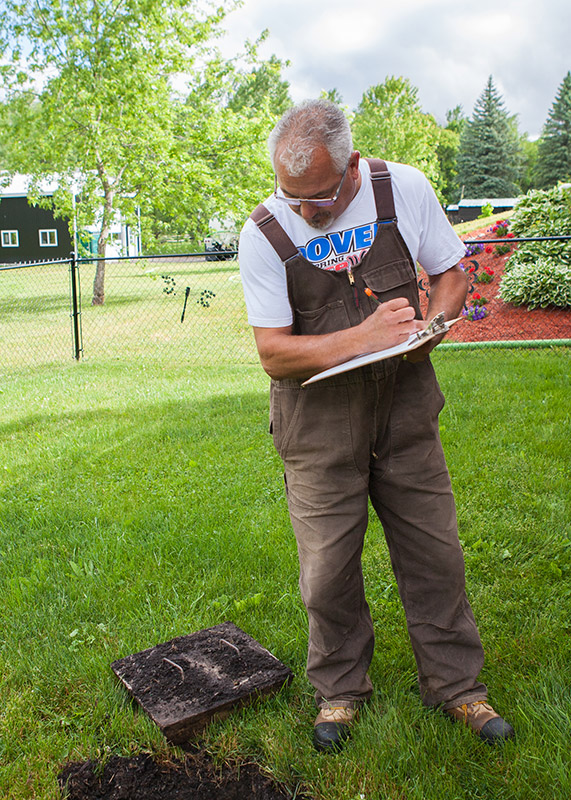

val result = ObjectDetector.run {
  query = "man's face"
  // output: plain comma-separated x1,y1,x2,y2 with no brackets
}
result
275,147,361,230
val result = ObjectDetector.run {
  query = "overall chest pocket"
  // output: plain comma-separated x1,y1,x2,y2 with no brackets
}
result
363,259,417,296
363,259,421,315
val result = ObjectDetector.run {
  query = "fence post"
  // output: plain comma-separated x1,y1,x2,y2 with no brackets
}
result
69,252,83,360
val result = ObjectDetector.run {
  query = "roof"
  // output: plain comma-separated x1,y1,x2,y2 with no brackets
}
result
446,198,519,211
0,173,59,198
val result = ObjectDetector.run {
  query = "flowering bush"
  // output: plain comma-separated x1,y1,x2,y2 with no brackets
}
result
490,219,510,236
465,243,484,257
462,292,489,320
474,266,495,283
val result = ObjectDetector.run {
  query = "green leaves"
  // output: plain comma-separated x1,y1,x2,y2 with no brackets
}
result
351,76,444,199
499,184,571,309
498,258,571,309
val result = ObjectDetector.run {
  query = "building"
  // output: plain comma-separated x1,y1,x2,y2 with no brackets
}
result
0,175,140,265
0,176,73,264
446,198,518,225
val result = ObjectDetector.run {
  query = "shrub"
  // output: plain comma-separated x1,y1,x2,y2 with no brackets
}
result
499,185,571,308
499,258,571,308
505,185,571,272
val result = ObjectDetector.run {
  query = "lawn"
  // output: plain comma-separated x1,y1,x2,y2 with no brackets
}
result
1,347,570,799
0,256,257,370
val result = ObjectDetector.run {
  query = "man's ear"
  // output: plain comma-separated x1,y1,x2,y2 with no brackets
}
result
349,151,361,177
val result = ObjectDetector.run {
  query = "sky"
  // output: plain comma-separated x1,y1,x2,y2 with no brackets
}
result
218,0,570,139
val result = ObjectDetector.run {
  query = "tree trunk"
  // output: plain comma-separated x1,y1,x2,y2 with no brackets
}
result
91,190,115,306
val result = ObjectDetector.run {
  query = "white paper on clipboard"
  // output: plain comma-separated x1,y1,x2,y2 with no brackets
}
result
301,313,463,387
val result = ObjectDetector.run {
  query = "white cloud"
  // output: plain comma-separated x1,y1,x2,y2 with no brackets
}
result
219,0,571,138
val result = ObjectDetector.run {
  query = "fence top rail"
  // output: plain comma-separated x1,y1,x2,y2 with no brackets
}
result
463,236,571,244
76,250,238,265
0,249,239,270
1,236,569,271
0,257,72,271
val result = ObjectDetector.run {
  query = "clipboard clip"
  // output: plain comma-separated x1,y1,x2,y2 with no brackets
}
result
412,311,449,343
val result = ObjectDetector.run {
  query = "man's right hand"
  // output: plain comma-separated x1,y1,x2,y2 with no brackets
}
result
359,297,423,352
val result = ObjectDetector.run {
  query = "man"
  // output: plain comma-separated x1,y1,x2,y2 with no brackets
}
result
239,99,514,752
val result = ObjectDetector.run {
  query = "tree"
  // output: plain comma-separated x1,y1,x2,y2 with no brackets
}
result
456,76,522,199
534,71,571,189
436,106,466,205
143,49,290,251
351,77,444,198
0,1,281,304
320,88,345,107
519,137,539,194
228,52,291,118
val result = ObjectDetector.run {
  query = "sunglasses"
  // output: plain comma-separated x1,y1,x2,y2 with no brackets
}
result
273,160,350,208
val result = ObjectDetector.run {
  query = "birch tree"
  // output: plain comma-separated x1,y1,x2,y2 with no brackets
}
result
0,1,282,304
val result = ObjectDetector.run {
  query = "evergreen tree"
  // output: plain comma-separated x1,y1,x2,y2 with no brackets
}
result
456,76,522,198
535,71,571,189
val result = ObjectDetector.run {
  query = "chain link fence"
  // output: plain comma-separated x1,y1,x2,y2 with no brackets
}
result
1,241,570,371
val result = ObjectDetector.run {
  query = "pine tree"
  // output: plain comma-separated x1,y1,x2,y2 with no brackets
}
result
535,71,571,189
456,76,522,198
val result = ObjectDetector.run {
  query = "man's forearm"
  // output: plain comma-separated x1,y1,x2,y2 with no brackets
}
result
426,263,468,322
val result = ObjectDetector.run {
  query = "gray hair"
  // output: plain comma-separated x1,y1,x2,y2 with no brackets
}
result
268,99,353,177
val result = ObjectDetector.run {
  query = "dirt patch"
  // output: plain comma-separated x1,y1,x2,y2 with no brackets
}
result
59,625,302,799
58,751,303,800
111,623,293,744
419,226,571,342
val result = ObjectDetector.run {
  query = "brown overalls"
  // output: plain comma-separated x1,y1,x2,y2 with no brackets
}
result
251,160,486,710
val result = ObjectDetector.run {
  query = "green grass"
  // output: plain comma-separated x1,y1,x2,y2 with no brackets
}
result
1,349,570,799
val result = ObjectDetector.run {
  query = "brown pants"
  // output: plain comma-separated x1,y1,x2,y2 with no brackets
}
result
271,358,486,709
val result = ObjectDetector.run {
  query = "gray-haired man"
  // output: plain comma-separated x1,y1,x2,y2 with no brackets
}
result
239,99,514,751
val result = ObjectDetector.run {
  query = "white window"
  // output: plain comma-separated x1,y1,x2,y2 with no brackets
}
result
1,230,19,247
39,229,58,246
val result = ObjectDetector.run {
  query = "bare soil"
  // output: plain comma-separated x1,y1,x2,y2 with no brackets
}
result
58,751,300,800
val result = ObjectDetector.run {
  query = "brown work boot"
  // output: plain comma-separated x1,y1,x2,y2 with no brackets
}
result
313,705,357,752
445,701,515,743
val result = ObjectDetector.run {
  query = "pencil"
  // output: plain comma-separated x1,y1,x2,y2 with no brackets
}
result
364,287,381,304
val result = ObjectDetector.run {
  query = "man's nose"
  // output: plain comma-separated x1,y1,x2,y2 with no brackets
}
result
299,201,319,221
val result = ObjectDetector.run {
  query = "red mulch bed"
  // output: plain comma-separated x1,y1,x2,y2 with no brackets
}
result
419,225,571,342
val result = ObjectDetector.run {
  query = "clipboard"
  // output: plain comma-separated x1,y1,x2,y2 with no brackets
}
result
301,312,463,387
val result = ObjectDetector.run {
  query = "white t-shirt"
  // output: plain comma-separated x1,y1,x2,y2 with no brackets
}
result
239,159,465,328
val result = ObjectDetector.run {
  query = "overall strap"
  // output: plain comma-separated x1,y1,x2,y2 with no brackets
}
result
365,158,397,223
250,204,299,262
